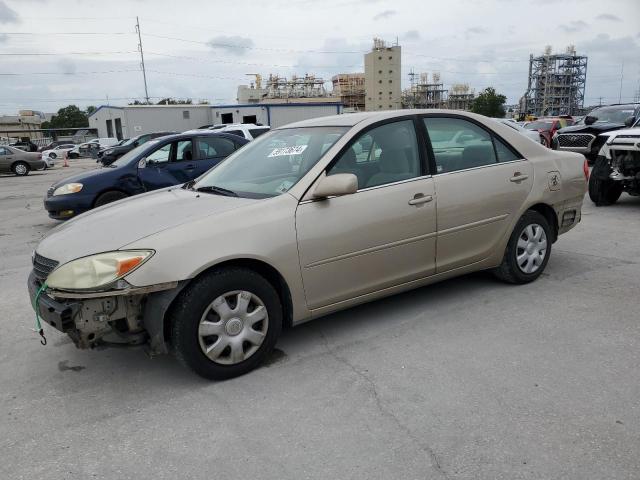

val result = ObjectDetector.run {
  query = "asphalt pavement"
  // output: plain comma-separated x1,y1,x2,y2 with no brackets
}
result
1,158,639,479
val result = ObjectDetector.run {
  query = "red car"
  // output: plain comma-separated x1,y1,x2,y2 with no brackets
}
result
524,116,574,147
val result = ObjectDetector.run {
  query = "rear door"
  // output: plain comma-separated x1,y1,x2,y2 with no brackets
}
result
422,115,534,272
194,135,238,176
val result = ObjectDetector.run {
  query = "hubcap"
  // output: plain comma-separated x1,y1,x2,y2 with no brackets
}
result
15,164,26,175
516,223,547,274
198,290,268,365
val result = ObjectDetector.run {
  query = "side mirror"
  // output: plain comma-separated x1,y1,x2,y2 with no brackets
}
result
138,157,147,168
624,116,636,128
584,115,597,125
312,173,358,199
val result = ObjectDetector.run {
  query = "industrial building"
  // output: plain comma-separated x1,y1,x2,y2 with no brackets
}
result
210,102,343,129
402,71,447,109
364,38,402,111
523,45,587,117
88,102,343,138
447,84,476,111
0,110,46,141
332,73,366,111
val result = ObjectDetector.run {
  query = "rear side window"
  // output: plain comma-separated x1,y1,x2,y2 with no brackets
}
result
493,137,520,162
196,137,236,158
249,128,269,138
225,130,245,138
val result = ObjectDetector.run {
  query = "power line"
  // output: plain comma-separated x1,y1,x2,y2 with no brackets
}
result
0,51,138,56
0,31,134,35
0,69,140,76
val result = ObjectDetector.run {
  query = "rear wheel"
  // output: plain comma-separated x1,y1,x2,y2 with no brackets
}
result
588,175,623,206
493,210,552,284
12,162,30,176
94,190,128,207
68,152,79,159
170,268,282,380
49,152,57,159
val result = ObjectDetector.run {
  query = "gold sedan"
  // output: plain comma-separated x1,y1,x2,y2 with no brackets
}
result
30,110,588,379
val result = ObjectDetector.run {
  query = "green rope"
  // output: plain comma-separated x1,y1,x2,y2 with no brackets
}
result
33,282,48,345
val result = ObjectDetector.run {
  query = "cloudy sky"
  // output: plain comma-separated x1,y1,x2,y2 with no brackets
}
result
0,0,638,114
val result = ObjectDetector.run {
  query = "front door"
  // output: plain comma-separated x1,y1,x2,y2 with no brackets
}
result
0,147,13,173
422,116,534,272
296,119,437,310
138,139,195,190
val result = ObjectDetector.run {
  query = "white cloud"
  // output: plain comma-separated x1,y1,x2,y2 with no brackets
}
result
0,0,18,23
373,9,396,20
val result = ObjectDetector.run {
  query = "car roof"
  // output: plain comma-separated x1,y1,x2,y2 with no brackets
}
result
279,109,498,129
150,131,249,143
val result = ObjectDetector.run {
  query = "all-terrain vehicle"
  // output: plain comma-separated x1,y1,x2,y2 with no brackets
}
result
589,126,640,206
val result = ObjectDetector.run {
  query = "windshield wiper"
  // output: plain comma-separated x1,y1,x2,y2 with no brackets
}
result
195,185,238,197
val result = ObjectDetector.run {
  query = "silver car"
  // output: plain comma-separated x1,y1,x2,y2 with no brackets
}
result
28,110,587,379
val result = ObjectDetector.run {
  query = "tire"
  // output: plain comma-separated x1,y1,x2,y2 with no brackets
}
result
170,268,283,380
493,210,552,284
94,190,128,207
68,152,79,159
49,153,57,159
540,135,549,147
12,161,30,176
588,175,623,206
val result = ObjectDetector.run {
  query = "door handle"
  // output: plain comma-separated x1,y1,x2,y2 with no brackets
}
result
408,194,433,206
510,172,529,182
185,163,195,170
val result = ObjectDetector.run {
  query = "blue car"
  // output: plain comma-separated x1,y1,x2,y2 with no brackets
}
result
44,132,249,220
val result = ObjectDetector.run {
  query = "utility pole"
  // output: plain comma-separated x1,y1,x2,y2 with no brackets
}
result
618,62,624,104
135,16,150,104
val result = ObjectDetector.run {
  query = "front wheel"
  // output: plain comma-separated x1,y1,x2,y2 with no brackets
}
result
170,268,283,380
94,190,128,207
588,175,623,206
493,210,552,284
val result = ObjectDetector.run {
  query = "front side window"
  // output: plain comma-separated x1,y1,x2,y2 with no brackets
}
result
146,143,172,164
196,137,235,158
328,119,420,189
0,147,8,155
193,126,348,198
175,140,193,161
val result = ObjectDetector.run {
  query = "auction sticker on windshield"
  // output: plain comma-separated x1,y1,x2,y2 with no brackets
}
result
268,145,308,157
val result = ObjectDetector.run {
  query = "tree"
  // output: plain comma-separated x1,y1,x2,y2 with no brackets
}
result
471,87,507,118
156,98,193,105
85,105,97,116
42,105,89,129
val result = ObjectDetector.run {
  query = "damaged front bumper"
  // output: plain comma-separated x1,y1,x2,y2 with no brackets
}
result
28,272,185,354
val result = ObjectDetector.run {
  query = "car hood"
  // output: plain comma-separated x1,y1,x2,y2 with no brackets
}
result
49,166,122,190
37,188,259,265
558,122,626,134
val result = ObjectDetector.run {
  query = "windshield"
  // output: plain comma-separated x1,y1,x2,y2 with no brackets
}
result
110,140,160,167
588,106,637,124
193,126,348,198
525,121,553,130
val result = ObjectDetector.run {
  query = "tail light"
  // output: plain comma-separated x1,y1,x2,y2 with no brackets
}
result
583,158,590,181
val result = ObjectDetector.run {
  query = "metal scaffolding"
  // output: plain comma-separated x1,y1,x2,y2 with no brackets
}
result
403,71,448,109
525,45,587,117
264,74,329,99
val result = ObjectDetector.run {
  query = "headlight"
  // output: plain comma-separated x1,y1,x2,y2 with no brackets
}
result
53,183,83,196
46,250,154,291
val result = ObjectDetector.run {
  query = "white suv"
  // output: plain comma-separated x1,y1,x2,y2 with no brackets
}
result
213,124,270,141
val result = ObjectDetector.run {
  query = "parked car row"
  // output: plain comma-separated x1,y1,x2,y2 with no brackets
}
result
30,110,588,380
